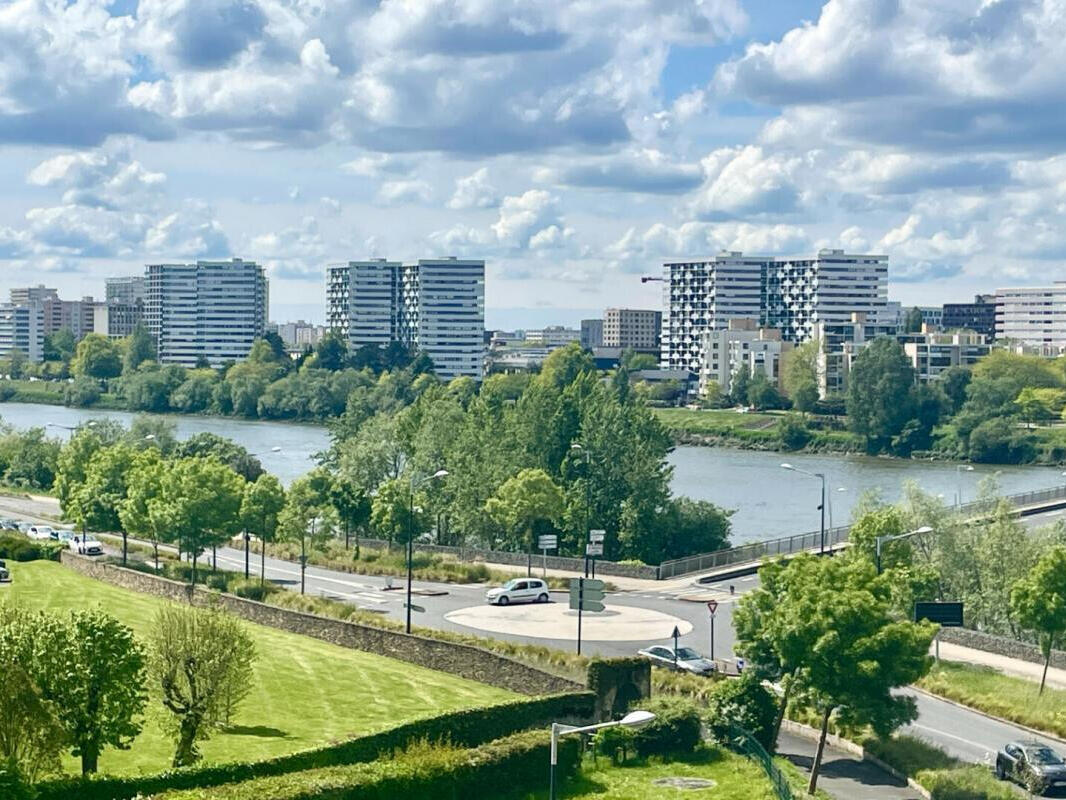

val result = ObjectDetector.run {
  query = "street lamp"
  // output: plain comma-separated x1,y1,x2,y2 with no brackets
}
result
244,448,283,579
571,443,591,576
875,526,933,574
955,465,974,509
781,463,827,555
406,469,448,634
549,711,655,800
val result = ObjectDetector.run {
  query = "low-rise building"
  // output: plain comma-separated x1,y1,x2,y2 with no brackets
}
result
524,326,580,347
813,314,901,397
903,330,991,382
603,308,661,352
700,319,792,398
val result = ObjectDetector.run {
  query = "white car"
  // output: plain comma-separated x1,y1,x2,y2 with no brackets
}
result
0,559,9,583
69,535,104,556
486,578,550,606
27,525,55,540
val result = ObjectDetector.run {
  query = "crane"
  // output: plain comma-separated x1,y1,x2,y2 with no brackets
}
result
640,276,664,283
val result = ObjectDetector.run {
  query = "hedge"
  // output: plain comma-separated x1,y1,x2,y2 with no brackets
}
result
35,691,595,800
0,534,63,562
152,730,581,800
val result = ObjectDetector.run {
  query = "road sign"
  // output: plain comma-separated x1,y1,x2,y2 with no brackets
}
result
403,602,425,613
586,543,603,557
589,529,605,544
538,534,558,550
706,599,718,615
568,578,605,612
914,601,964,627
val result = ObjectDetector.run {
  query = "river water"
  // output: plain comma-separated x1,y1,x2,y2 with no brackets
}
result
2,400,1062,544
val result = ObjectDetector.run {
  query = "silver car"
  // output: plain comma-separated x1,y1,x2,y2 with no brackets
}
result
637,645,717,676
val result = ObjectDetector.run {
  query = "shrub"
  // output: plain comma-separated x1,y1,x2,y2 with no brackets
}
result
0,533,62,562
776,414,811,451
205,574,229,591
863,734,958,778
631,696,702,760
918,766,1020,800
229,579,274,601
704,673,778,753
63,377,101,408
595,724,637,765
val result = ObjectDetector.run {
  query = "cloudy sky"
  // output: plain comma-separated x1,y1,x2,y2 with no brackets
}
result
0,0,1064,327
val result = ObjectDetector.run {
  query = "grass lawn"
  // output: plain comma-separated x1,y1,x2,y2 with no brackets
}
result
522,748,783,800
653,407,782,436
0,560,516,777
918,660,1066,738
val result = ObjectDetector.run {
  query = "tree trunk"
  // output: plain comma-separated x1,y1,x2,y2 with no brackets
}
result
354,529,360,560
772,677,792,747
260,541,266,586
80,741,99,774
1041,648,1051,696
344,520,350,550
153,541,159,572
191,552,198,586
173,715,202,768
807,707,832,795
121,532,128,566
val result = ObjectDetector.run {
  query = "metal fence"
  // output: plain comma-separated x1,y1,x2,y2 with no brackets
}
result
657,482,1066,580
727,724,794,800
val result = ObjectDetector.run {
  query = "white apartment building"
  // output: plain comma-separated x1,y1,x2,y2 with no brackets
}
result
327,257,485,380
145,259,268,367
603,308,661,352
0,303,45,363
813,313,900,396
995,284,1066,348
902,330,990,382
700,319,791,397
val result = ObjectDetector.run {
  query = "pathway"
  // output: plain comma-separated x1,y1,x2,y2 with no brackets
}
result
776,731,920,800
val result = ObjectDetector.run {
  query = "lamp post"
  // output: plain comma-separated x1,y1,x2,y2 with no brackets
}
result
875,526,933,574
955,464,974,510
781,463,827,555
571,443,591,577
549,711,655,800
406,469,448,634
244,447,282,579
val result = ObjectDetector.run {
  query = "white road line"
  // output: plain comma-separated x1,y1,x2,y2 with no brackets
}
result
908,722,991,753
209,553,394,595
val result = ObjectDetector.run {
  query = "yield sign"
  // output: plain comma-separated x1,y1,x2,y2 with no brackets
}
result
707,600,719,615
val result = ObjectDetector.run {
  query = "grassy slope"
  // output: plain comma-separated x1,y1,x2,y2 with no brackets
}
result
0,560,515,777
918,660,1066,738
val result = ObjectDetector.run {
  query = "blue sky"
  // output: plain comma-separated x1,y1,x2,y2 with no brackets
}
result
1,0,1064,327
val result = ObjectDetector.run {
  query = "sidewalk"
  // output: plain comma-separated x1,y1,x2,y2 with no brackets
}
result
777,731,921,800
935,640,1066,689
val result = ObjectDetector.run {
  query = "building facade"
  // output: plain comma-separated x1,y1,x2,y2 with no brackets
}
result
145,259,268,367
525,326,580,347
700,318,791,397
942,295,995,341
995,284,1066,348
902,330,990,382
0,303,45,363
580,318,603,349
10,285,58,306
813,314,900,396
603,308,661,352
327,257,485,380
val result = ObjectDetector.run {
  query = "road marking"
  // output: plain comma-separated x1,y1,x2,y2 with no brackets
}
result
908,722,990,753
209,552,397,596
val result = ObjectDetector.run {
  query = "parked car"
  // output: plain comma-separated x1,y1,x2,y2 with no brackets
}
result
0,561,9,583
485,578,551,606
0,519,20,531
996,741,1066,793
17,521,33,533
56,530,76,545
69,535,104,556
27,525,55,540
637,645,717,675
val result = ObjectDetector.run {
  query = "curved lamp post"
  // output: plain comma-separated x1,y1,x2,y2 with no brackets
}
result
549,710,655,799
781,463,827,555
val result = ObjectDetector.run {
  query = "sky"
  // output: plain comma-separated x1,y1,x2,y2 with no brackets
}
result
0,0,1064,328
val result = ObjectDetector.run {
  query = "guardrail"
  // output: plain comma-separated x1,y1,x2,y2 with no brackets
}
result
657,483,1066,580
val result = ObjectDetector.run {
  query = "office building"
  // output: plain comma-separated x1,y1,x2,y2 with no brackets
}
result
943,295,996,341
525,326,580,347
580,319,603,349
10,285,58,306
903,330,991,383
0,303,45,363
327,257,485,380
995,284,1066,348
106,276,146,305
603,308,661,352
917,306,943,329
145,259,268,367
700,318,791,398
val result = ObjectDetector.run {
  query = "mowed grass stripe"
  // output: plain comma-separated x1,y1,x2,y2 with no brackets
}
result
0,561,516,777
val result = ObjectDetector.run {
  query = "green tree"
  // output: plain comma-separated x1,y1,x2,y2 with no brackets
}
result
776,414,811,451
370,478,427,547
170,370,219,413
846,337,917,450
620,349,657,370
485,468,565,558
0,427,62,491
1010,547,1066,695
241,473,286,585
647,497,732,563
939,366,971,414
149,604,256,767
314,330,349,371
1016,386,1065,427
44,328,76,363
279,469,334,592
54,422,124,512
784,339,820,399
903,306,924,333
119,451,170,570
67,443,138,564
329,477,372,555
123,323,156,373
729,363,751,406
175,432,264,482
7,347,26,379
63,376,101,407
746,371,785,410
71,334,122,380
703,673,779,753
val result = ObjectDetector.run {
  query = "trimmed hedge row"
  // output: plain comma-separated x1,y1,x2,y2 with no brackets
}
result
35,692,594,800
0,533,63,562
152,730,581,800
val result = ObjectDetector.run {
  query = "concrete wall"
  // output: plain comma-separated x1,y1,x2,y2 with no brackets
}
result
939,626,1066,670
60,553,581,697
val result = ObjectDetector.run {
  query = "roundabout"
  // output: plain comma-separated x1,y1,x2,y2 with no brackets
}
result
444,600,694,642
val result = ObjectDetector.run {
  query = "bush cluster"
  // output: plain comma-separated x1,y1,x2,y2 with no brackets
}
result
34,693,594,800
0,533,63,562
630,696,702,761
703,673,778,753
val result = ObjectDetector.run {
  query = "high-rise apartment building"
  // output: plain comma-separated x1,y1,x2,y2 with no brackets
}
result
145,259,268,367
942,294,995,341
0,303,45,362
327,257,485,380
995,284,1066,349
662,250,888,371
580,319,603,349
603,308,661,352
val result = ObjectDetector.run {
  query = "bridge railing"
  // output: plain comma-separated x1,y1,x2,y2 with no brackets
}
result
657,482,1066,580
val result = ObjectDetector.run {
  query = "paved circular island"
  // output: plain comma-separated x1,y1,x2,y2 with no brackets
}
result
444,601,694,642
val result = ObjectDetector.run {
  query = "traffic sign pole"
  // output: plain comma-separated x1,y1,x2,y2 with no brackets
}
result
577,581,584,655
707,600,718,662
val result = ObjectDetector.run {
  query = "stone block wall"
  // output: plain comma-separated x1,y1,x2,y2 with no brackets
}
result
60,552,581,696
938,626,1066,670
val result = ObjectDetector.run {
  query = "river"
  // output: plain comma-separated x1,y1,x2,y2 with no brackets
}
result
2,401,1063,544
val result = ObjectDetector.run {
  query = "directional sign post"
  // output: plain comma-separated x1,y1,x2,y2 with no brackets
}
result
707,599,718,661
672,625,681,670
569,578,606,654
538,535,558,578
915,601,964,663
403,602,425,614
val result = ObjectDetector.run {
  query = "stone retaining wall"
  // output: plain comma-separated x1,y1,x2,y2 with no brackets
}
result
60,552,581,697
938,626,1066,670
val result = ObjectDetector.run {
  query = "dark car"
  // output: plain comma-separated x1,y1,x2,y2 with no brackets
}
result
997,741,1066,794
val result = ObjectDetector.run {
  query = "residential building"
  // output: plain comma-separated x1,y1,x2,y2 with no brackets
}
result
145,259,268,367
580,318,603,349
0,303,45,363
525,326,580,347
603,308,661,352
995,284,1066,348
942,294,996,341
873,301,903,329
44,297,97,338
327,257,485,380
903,330,991,382
96,276,147,338
700,318,792,397
276,320,325,350
812,313,900,396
